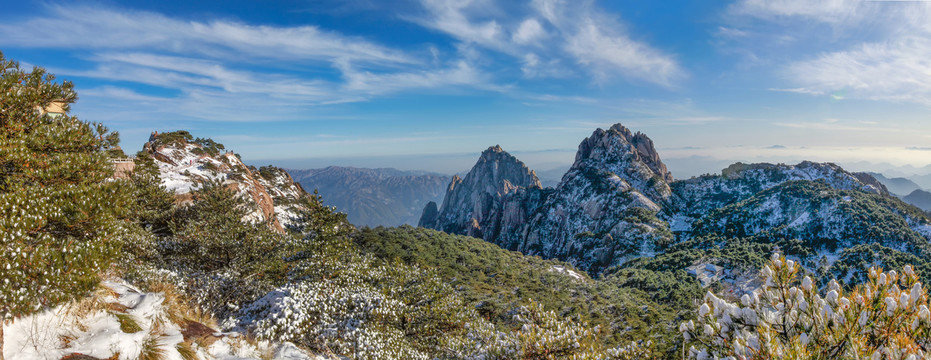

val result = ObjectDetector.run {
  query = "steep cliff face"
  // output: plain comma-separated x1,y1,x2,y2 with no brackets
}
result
518,124,675,273
142,132,309,233
421,125,677,273
421,145,543,241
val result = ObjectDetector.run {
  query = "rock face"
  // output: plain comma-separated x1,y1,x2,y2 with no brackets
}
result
671,161,888,231
421,125,676,273
515,124,676,273
419,145,543,241
142,132,309,233
421,123,926,275
288,166,450,227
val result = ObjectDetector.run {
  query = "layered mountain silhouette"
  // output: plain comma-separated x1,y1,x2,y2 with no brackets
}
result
288,166,450,227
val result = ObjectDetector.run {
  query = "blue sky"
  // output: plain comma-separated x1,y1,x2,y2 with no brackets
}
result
2,0,930,177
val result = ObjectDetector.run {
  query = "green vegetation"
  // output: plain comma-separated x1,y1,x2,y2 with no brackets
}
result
352,226,694,355
151,130,226,157
128,180,296,318
0,51,129,322
5,52,931,359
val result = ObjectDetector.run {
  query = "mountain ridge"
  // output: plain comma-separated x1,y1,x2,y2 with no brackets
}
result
420,123,927,276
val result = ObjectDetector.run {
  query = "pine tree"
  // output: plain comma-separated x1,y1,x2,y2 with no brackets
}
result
0,51,128,358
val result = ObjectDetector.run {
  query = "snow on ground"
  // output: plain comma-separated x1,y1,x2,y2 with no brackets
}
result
274,205,301,229
155,144,228,194
550,265,585,281
669,214,693,232
788,211,810,228
2,280,325,360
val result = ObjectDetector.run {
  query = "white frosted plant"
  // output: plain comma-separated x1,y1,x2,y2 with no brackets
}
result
681,253,930,359
463,299,655,360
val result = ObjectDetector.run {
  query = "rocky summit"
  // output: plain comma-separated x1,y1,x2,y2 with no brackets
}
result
419,145,542,240
421,123,931,276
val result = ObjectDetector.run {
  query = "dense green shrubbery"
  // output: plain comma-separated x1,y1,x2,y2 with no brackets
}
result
127,181,294,318
351,226,687,354
0,52,129,321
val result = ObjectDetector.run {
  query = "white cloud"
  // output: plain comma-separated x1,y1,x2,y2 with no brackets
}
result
513,18,546,45
732,0,856,22
785,37,931,104
731,0,931,105
415,0,507,50
563,18,682,86
0,4,509,123
531,0,683,86
0,5,414,66
338,60,502,94
412,0,684,86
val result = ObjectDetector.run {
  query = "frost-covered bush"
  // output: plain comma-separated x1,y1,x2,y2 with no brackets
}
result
0,52,128,321
681,253,930,359
464,299,655,360
232,246,480,359
141,181,292,318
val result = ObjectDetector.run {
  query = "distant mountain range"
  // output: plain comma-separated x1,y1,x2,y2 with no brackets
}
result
868,172,923,196
903,189,931,213
287,166,450,227
868,172,931,212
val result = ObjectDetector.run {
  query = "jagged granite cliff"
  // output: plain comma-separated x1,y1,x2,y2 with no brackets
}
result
420,123,931,275
419,145,543,240
421,125,678,273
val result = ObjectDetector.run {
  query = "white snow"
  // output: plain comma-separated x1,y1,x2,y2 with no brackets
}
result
669,214,693,232
788,211,810,228
549,265,585,281
2,280,325,360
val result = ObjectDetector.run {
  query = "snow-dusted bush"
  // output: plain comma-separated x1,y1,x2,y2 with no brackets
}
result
231,246,482,359
681,253,930,359
0,52,128,322
463,299,655,360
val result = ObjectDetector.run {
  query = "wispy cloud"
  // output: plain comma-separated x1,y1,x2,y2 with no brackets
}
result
0,4,509,123
773,119,905,132
730,0,931,105
411,0,685,86
784,37,931,104
0,4,414,65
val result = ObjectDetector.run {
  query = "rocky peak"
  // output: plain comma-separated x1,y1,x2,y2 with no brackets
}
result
574,124,672,183
463,145,542,193
423,146,542,239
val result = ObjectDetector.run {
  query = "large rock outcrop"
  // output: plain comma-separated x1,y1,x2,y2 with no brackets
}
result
420,145,543,241
142,131,310,233
421,125,677,273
